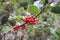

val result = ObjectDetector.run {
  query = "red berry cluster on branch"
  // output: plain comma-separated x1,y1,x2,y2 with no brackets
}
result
13,15,37,31
23,15,37,25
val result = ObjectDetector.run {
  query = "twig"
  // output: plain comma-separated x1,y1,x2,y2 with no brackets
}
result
35,6,46,19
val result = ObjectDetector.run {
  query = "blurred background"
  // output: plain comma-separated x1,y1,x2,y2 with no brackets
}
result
0,0,60,40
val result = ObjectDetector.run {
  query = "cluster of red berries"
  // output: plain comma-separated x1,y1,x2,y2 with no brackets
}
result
23,15,37,25
13,15,37,31
13,24,26,31
13,25,19,32
21,24,26,30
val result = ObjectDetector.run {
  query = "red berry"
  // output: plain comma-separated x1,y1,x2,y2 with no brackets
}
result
22,24,26,30
13,25,19,32
28,19,31,22
31,15,35,19
29,21,33,24
33,20,37,24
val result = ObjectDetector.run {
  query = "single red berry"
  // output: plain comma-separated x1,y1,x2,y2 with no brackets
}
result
29,21,33,24
26,18,30,21
28,18,31,22
31,15,35,19
22,24,26,30
33,20,37,24
13,25,18,32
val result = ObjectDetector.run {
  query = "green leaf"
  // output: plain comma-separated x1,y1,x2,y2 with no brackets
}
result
16,7,25,16
40,0,45,4
56,14,60,16
45,5,53,12
56,2,60,6
10,16,23,23
27,5,39,15
20,0,28,6
56,29,60,37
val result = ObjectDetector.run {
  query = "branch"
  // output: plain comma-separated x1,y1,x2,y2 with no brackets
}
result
18,0,53,28
0,0,53,28
35,6,46,19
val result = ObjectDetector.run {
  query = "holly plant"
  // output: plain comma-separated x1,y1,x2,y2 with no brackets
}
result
0,0,60,40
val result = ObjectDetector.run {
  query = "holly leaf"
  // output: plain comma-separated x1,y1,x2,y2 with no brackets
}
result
27,5,39,15
16,7,25,16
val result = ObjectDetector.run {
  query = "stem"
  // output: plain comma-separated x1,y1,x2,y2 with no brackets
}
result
35,6,46,19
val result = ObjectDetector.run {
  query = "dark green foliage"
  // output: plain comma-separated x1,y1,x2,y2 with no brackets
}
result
0,34,2,40
1,0,5,5
43,16,48,21
20,2,28,7
8,20,16,26
1,11,9,25
45,0,48,4
24,6,27,10
20,1,28,10
51,6,60,13
1,16,8,25
32,0,37,2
